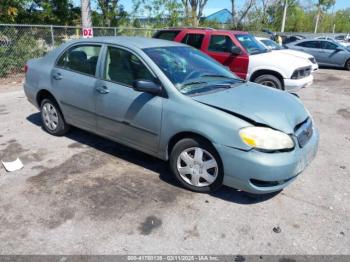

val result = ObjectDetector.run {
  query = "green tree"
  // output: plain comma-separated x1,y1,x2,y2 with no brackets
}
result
334,8,350,32
132,0,183,27
314,0,336,33
0,0,29,23
94,0,128,26
230,0,256,30
19,0,81,25
180,0,208,27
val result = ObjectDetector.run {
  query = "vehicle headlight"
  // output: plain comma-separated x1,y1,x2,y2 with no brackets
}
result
291,66,311,79
239,127,294,151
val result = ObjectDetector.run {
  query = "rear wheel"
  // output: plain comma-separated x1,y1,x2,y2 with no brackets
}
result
345,59,350,71
254,74,283,89
40,98,70,136
169,138,223,193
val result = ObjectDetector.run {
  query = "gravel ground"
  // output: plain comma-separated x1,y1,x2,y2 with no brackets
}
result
0,69,349,255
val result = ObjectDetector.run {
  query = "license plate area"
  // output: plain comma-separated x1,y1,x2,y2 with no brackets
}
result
295,118,313,148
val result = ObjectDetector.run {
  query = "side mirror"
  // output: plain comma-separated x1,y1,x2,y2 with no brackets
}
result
230,46,242,55
336,47,344,51
133,80,162,95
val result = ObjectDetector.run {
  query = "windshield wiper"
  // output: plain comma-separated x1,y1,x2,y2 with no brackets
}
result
178,80,207,90
199,74,236,79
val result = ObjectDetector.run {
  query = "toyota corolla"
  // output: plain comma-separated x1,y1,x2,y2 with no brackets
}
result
24,37,319,194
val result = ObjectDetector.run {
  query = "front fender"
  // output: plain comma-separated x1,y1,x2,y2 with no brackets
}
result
158,96,252,160
248,65,290,80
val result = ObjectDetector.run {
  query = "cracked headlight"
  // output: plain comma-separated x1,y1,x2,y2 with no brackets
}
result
239,127,294,151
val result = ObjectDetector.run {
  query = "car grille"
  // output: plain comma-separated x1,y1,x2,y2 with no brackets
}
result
295,118,313,148
308,57,317,64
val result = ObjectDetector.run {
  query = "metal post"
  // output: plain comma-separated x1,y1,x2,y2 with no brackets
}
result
50,25,55,47
114,27,117,36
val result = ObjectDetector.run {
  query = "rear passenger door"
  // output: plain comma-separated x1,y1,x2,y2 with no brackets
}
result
52,44,101,131
95,45,163,154
294,41,321,59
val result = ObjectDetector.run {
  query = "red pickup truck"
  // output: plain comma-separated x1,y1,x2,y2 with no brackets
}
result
153,28,314,91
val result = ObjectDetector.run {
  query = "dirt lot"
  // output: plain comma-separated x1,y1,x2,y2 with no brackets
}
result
0,69,349,255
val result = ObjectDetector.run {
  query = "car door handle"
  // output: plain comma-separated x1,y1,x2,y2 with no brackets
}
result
96,85,109,94
52,72,62,80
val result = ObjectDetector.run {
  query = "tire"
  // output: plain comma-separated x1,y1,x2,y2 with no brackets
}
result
345,59,350,71
169,137,223,193
254,74,283,89
40,98,70,136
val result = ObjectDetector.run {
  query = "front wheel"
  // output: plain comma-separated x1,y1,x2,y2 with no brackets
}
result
169,138,223,193
345,59,350,71
254,74,283,89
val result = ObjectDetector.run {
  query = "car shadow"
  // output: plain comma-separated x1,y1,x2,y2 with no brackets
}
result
26,112,280,205
319,65,346,71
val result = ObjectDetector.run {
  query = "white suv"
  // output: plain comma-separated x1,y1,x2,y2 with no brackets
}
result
256,37,319,72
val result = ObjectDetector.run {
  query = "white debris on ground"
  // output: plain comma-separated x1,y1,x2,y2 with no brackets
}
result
1,158,23,172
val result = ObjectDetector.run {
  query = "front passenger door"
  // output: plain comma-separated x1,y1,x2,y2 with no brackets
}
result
95,46,163,154
204,34,249,80
319,41,346,66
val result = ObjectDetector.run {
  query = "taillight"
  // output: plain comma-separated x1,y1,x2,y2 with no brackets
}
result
24,64,28,73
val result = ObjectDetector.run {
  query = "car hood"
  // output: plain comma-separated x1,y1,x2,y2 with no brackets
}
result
277,49,312,59
251,51,312,69
192,82,309,134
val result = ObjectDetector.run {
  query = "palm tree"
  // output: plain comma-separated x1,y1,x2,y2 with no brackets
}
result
314,0,336,33
81,0,92,28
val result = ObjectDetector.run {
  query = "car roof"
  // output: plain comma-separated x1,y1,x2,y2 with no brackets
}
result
67,36,184,49
157,28,249,35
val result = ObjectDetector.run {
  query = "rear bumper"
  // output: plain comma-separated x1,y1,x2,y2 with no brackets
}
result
284,74,313,92
214,127,319,194
23,83,39,108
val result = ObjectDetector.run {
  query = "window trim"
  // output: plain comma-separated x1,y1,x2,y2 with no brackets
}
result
181,33,205,49
55,43,103,78
321,41,338,50
296,41,320,49
207,34,237,54
153,30,181,41
101,44,165,93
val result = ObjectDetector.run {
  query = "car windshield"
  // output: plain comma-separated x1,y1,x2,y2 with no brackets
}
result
143,46,243,95
236,34,269,55
260,39,284,50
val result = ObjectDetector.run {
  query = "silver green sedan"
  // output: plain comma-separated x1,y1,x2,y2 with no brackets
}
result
24,37,319,194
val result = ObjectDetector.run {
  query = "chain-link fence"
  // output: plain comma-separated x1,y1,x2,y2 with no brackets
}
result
0,24,158,84
0,23,343,85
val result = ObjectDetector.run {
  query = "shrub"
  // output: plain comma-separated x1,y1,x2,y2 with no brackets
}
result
0,32,45,78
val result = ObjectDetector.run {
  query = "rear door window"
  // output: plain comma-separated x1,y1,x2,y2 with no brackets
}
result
296,41,321,49
57,45,101,76
153,30,180,41
208,35,236,53
181,33,204,49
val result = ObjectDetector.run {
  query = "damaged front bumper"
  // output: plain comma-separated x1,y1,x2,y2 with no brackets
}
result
214,127,319,194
